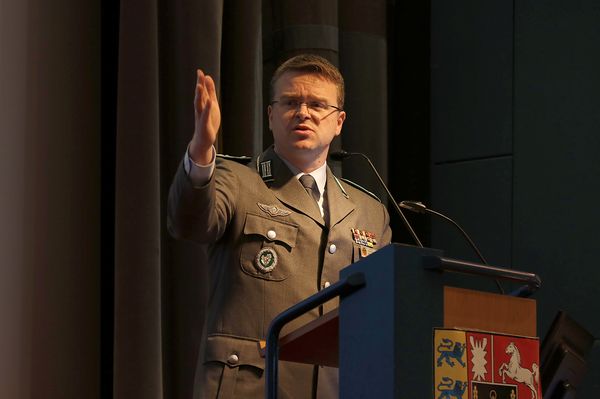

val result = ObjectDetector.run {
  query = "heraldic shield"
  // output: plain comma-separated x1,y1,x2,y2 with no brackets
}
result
434,329,541,399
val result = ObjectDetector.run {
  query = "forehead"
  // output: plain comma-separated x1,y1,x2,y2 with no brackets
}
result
273,71,337,99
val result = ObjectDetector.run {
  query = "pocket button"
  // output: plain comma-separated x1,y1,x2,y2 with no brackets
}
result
227,353,239,365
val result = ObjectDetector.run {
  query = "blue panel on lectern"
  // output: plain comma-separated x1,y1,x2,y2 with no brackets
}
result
337,244,522,398
339,244,445,398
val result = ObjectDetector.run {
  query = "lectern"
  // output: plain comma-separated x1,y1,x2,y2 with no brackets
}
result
265,244,541,398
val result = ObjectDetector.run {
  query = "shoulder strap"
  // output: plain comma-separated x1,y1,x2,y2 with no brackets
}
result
216,153,253,165
339,178,382,202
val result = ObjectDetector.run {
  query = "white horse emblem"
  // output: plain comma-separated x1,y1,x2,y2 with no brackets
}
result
498,342,539,399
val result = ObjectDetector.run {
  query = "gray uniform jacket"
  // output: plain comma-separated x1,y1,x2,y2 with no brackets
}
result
168,145,392,398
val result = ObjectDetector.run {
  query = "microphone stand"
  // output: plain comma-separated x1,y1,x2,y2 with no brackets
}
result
400,200,505,294
330,151,423,247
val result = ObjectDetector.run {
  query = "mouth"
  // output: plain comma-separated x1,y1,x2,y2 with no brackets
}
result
291,124,313,135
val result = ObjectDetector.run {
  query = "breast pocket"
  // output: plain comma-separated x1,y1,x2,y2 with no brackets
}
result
239,213,298,281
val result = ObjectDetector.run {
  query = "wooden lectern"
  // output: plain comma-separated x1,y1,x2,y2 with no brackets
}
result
266,244,540,398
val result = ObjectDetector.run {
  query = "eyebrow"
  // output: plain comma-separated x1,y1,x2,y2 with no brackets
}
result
277,93,330,102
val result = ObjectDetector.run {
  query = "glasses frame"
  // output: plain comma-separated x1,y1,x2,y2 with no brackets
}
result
270,98,343,115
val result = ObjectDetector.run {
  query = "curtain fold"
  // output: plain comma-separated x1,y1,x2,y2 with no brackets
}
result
114,0,163,397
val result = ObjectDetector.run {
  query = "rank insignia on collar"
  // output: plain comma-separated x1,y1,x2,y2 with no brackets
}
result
255,247,277,273
257,203,291,217
259,160,273,181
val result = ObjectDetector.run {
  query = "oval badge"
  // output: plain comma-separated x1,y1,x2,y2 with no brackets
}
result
255,247,278,273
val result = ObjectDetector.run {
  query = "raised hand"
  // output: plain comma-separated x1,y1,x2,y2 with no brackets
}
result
189,69,221,165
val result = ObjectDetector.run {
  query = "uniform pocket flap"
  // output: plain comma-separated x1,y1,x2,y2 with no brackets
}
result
243,213,298,248
204,335,265,370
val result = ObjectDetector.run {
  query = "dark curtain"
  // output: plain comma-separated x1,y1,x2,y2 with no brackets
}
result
110,1,421,397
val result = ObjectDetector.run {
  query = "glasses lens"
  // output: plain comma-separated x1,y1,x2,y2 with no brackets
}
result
276,98,334,115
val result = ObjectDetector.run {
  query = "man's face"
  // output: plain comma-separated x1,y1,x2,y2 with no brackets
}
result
268,71,346,168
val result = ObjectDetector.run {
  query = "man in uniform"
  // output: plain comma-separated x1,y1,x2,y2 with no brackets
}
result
168,54,392,398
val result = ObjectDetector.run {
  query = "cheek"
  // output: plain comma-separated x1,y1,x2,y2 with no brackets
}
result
270,118,283,133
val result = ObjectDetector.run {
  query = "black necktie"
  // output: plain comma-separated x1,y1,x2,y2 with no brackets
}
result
299,174,320,204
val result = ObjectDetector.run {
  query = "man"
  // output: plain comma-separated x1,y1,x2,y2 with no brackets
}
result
168,54,392,398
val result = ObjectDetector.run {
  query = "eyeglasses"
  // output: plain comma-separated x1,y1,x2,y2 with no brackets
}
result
271,97,343,116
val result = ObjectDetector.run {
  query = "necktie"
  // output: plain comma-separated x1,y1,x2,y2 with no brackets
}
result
299,174,320,204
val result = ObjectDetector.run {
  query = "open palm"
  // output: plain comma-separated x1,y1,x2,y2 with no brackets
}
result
190,69,221,164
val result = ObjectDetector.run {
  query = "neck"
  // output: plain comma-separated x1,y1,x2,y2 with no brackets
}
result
274,147,327,173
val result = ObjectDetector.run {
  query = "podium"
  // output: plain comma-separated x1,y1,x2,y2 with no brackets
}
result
265,244,541,398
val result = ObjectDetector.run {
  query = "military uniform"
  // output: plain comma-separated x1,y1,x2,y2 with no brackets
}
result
168,145,392,398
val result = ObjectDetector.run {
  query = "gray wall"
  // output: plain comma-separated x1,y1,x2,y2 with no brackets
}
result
431,0,600,395
0,0,101,397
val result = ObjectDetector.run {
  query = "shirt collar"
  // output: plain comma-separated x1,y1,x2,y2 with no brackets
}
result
278,157,328,195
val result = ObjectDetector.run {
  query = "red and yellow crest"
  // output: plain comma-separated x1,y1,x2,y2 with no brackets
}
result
434,329,541,399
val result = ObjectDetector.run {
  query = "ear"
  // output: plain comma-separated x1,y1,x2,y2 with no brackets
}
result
267,105,273,130
335,111,346,136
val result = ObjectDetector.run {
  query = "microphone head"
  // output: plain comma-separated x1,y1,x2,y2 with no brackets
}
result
328,150,353,161
399,200,428,214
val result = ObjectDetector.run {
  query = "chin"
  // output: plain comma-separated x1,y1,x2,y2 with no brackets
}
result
286,137,312,148
293,144,321,155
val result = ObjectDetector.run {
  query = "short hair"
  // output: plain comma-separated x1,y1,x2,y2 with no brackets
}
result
270,54,345,109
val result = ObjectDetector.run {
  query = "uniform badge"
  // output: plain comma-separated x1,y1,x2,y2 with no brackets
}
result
257,202,291,217
351,228,378,257
366,231,377,247
255,247,278,273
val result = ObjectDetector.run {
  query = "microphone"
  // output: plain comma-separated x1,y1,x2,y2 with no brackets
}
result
399,200,504,294
329,150,423,247
328,150,353,161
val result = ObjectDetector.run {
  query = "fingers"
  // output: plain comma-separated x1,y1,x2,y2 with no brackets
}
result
195,69,218,115
195,69,209,113
198,97,213,133
195,69,204,100
204,74,217,102
193,68,221,143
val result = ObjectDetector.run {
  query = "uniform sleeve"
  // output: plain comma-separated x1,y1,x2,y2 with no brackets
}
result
184,145,216,186
167,157,238,244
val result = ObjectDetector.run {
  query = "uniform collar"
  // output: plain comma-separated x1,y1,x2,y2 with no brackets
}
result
278,156,327,198
325,167,356,227
255,146,355,227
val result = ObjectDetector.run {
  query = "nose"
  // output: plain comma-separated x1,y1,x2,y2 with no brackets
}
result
295,102,311,119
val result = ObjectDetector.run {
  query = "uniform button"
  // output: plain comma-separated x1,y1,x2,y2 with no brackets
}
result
323,281,331,288
267,230,277,240
328,243,337,254
227,354,239,365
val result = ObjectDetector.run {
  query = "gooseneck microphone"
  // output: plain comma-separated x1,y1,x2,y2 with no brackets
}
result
400,201,487,263
399,200,504,294
329,150,423,247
